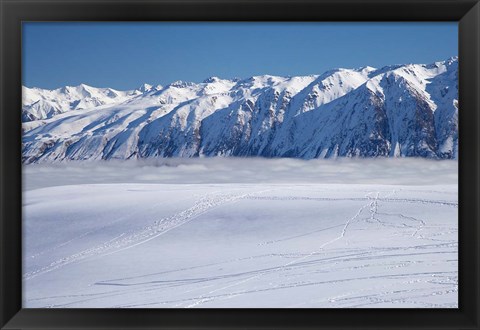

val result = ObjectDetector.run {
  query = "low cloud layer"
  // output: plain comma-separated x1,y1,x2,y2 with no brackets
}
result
23,157,458,191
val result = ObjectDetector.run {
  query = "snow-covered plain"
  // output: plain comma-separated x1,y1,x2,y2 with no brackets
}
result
23,158,458,308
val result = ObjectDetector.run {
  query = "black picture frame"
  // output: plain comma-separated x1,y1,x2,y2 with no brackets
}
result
1,0,479,329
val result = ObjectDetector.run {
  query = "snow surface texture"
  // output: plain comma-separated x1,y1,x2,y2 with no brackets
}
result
22,57,458,163
23,159,458,308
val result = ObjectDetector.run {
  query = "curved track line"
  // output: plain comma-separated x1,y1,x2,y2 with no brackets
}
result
24,189,269,280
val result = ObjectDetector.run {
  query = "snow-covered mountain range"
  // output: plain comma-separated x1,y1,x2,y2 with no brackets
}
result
22,57,458,163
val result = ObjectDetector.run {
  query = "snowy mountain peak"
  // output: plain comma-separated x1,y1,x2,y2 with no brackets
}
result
443,56,458,68
22,58,458,163
359,65,377,72
203,76,222,83
138,83,153,92
447,56,458,64
169,80,197,88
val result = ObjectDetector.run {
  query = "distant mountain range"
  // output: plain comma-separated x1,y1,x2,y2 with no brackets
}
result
22,57,458,163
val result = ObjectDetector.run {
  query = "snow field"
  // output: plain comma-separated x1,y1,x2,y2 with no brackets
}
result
23,179,457,308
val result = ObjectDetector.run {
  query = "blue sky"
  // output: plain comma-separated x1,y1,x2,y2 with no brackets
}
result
23,22,457,90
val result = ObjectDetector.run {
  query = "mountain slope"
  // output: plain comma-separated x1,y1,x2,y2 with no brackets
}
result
22,57,458,163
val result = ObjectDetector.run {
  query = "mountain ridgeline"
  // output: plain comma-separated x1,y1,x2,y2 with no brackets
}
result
22,57,458,163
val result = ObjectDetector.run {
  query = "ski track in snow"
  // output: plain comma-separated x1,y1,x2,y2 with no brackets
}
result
26,195,193,261
23,183,458,308
180,189,434,308
24,188,271,280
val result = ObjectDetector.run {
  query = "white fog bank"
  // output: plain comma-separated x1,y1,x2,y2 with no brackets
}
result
23,157,457,191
